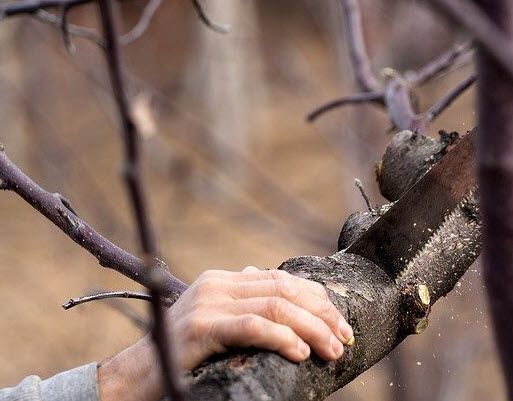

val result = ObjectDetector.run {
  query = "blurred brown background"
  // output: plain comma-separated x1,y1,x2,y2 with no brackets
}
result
0,0,505,399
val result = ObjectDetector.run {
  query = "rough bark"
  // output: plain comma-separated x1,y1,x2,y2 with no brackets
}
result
474,0,513,398
183,131,482,401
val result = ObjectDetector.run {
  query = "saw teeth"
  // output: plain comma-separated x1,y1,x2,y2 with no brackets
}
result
394,189,478,284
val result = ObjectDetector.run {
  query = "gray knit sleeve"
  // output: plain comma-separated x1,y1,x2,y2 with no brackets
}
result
0,362,99,401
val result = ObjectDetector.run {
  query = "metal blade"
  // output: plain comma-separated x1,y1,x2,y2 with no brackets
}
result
346,128,477,279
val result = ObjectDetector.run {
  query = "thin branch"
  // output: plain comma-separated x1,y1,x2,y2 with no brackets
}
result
306,91,383,122
425,73,477,121
354,178,373,212
407,41,474,85
0,148,187,298
119,0,162,46
32,10,105,48
62,290,172,310
97,0,185,399
339,0,381,92
190,0,231,34
429,0,513,82
0,0,90,18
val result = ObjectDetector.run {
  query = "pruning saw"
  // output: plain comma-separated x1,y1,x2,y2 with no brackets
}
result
346,127,477,279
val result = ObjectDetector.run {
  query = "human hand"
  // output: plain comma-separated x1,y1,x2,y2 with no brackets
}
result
98,267,353,401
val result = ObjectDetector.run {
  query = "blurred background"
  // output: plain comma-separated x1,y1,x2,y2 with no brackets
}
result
0,0,505,399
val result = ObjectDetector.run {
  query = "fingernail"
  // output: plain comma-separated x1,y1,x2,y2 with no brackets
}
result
339,319,354,342
346,336,356,347
298,340,310,358
331,336,344,358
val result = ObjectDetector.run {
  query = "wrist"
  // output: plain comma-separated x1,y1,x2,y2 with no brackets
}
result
98,336,162,401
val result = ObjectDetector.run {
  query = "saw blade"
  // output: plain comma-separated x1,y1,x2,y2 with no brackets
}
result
346,128,477,279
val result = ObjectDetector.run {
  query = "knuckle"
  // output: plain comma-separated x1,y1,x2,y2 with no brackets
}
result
267,296,288,320
276,278,299,301
199,269,221,280
312,281,329,300
269,269,288,281
240,314,265,337
195,277,223,297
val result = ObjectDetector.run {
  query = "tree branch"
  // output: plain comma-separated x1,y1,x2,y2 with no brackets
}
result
429,0,513,82
119,0,162,46
186,189,481,400
62,290,172,310
0,147,187,299
407,41,474,85
32,10,105,48
190,0,231,34
96,0,185,399
425,72,477,121
339,0,381,92
306,91,383,122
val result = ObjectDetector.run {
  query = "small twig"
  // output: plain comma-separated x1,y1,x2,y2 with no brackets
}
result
62,290,172,310
306,91,384,122
97,0,185,398
425,73,477,121
407,41,474,85
339,0,381,92
354,178,373,212
119,0,162,46
32,10,105,48
190,0,231,34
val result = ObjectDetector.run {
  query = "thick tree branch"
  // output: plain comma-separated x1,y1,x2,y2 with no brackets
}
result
186,194,480,401
0,147,187,299
97,0,185,399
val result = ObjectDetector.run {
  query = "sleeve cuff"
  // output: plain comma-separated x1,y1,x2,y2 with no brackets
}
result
39,362,99,401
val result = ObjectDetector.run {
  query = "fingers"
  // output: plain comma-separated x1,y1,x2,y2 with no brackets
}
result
210,314,311,363
228,297,344,360
228,271,353,344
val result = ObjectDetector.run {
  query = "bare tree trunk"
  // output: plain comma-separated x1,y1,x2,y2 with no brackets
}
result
474,1,513,398
187,0,265,182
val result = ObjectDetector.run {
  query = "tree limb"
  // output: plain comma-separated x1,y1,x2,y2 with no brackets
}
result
306,91,384,122
0,147,187,299
339,0,381,92
429,0,513,82
96,0,184,398
425,72,477,121
407,41,474,85
186,192,480,401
